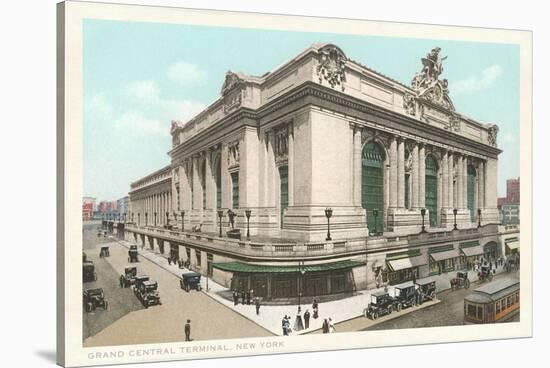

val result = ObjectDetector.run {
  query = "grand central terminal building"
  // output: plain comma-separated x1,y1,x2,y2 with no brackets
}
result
123,44,519,300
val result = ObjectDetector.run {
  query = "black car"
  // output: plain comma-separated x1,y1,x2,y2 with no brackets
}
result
180,272,202,292
99,246,110,258
394,282,417,310
364,291,397,320
136,280,161,308
133,275,150,294
128,248,139,263
119,266,138,288
83,261,97,283
415,278,437,304
83,288,108,312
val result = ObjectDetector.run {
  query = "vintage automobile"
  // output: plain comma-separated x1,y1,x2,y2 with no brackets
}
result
133,275,150,295
99,246,110,258
364,291,397,320
128,247,139,263
450,271,470,290
83,261,97,283
136,280,161,308
83,288,108,312
393,282,417,310
478,264,494,282
415,278,437,304
119,266,138,288
180,272,202,292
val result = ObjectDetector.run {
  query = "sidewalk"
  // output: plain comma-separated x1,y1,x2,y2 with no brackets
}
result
113,236,506,336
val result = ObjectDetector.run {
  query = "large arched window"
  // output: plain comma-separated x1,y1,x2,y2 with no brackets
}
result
362,142,385,233
425,155,439,227
467,165,476,220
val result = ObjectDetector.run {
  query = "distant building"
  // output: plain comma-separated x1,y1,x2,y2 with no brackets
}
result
501,203,520,225
82,196,96,220
506,177,520,204
98,200,118,219
498,177,520,224
117,196,129,220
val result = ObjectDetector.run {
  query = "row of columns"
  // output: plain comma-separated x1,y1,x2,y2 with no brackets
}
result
134,191,172,226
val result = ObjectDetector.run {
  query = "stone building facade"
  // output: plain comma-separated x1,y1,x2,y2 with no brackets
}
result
125,44,510,300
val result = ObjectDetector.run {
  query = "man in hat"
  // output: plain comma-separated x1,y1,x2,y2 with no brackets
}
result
304,309,311,329
184,319,191,341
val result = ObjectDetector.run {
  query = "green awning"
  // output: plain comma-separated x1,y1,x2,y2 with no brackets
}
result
212,260,365,273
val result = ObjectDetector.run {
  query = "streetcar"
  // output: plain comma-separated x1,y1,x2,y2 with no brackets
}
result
463,277,519,324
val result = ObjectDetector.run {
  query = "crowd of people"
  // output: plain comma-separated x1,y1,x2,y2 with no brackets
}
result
280,299,335,335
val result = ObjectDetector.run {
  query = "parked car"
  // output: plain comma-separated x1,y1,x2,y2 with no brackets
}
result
478,265,494,282
119,266,137,288
136,280,161,308
83,261,97,283
450,271,470,290
415,278,437,304
99,246,110,258
83,288,108,312
133,275,150,294
180,272,202,292
128,248,139,263
364,291,397,320
393,282,417,310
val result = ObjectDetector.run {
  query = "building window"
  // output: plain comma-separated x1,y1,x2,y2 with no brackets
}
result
190,177,194,210
279,166,289,228
405,174,410,209
231,172,239,209
176,187,180,211
362,142,385,233
196,249,201,267
216,163,222,209
467,165,476,221
202,160,206,210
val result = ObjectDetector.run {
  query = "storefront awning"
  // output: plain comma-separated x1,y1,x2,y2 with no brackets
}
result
387,256,427,272
212,260,365,273
506,240,520,250
430,249,460,262
460,245,484,257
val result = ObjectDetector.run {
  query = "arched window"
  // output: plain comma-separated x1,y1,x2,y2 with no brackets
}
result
467,165,476,220
425,155,438,227
362,142,385,233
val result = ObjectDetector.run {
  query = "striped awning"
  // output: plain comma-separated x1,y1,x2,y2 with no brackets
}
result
506,240,520,250
460,245,484,257
430,249,460,262
387,256,427,272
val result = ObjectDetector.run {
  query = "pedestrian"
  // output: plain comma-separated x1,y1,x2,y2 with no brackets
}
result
304,309,310,329
241,291,246,305
233,290,238,306
184,319,191,341
312,299,319,319
168,257,172,265
282,315,289,336
328,318,335,333
489,261,493,271
255,297,261,315
246,290,251,305
322,319,329,334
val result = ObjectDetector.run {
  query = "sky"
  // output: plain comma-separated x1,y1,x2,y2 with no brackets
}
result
83,19,520,202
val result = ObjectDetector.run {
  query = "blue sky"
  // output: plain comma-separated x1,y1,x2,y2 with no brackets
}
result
83,19,520,201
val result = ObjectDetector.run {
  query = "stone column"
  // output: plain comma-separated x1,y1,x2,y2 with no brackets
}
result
193,156,201,211
462,156,468,209
288,124,295,206
389,136,398,208
441,151,449,208
457,154,463,210
353,125,362,207
412,143,419,208
478,161,485,208
447,152,454,209
205,153,215,210
397,138,405,208
419,144,426,208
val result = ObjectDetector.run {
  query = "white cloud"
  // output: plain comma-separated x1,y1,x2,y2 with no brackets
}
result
166,61,207,84
161,99,206,122
499,131,516,145
114,111,167,136
86,94,113,118
125,80,160,102
450,64,503,95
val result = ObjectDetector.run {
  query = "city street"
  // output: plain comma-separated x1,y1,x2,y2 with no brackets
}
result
82,225,272,347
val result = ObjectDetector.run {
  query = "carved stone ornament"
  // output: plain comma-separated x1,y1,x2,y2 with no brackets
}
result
171,120,183,146
445,113,461,132
487,124,499,147
173,167,180,183
317,45,347,91
274,124,290,165
227,140,240,168
411,47,455,111
403,93,416,116
221,71,244,113
221,71,244,95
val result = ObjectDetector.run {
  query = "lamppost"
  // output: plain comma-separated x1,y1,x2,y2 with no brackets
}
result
420,208,427,233
154,212,157,227
372,208,379,235
181,211,185,231
294,260,305,332
477,208,482,228
145,212,148,226
138,213,140,226
325,208,333,241
245,210,251,240
453,208,458,230
217,210,224,237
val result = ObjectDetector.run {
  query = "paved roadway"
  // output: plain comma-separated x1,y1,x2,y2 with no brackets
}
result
82,225,272,347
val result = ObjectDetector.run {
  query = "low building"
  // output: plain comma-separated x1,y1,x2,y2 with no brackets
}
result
126,44,511,299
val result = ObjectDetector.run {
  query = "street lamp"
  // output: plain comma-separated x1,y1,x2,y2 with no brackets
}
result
137,213,140,226
325,208,333,241
154,212,157,227
372,208,379,235
181,211,185,231
477,208,482,228
295,260,306,332
245,210,252,240
217,210,224,237
420,208,427,233
453,208,458,230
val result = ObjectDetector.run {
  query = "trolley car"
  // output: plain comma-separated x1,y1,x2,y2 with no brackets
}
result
464,277,519,324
